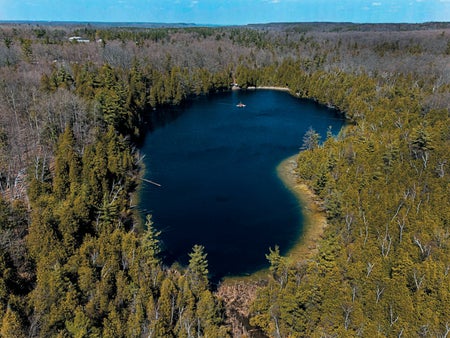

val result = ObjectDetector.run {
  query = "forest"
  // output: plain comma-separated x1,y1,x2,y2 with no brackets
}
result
0,21,449,337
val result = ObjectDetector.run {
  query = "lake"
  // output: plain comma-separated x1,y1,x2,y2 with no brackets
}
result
139,89,344,280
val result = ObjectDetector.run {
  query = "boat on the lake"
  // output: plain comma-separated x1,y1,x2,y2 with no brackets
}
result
236,102,246,108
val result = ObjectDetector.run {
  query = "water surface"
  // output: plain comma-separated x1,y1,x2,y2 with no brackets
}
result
139,90,344,279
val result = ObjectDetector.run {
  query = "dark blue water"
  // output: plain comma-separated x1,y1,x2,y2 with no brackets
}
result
139,90,344,280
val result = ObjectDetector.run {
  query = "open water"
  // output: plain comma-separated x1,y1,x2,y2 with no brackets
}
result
139,89,344,280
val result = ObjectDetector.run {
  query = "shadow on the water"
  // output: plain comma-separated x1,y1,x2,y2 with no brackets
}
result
144,105,184,131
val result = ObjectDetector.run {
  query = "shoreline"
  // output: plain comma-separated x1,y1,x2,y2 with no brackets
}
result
233,85,290,92
275,154,328,261
256,86,290,91
222,154,327,284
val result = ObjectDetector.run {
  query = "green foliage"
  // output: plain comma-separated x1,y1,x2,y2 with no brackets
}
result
301,126,321,151
141,214,162,267
19,38,32,62
265,245,289,286
1,307,26,338
53,127,81,200
411,125,434,158
188,244,209,295
41,66,74,92
188,244,209,277
196,290,229,337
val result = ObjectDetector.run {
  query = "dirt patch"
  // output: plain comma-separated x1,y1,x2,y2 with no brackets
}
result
216,280,268,338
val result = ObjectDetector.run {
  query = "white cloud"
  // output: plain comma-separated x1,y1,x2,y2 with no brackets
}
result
372,2,382,6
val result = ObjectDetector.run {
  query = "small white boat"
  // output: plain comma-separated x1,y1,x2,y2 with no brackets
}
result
236,102,246,108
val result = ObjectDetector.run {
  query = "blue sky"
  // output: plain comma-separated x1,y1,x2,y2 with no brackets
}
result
0,0,448,25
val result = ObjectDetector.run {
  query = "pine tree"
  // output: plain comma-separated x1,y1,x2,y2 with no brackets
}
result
187,245,209,295
53,127,81,200
0,306,26,338
140,214,161,267
301,126,321,151
196,290,229,337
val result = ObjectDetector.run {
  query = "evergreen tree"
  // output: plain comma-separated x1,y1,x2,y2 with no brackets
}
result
141,214,161,267
0,306,26,338
53,127,81,200
187,245,209,295
301,126,321,151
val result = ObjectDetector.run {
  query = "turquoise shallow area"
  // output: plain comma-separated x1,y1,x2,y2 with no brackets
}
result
139,90,344,280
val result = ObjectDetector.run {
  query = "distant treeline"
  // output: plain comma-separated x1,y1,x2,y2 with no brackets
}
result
0,23,448,337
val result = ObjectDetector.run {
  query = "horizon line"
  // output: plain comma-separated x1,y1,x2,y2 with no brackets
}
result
0,20,448,27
